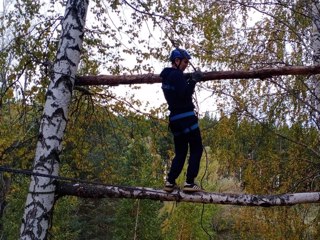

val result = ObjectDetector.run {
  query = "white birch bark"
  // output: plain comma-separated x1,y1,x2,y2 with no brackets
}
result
57,182,320,207
20,1,88,239
312,2,320,125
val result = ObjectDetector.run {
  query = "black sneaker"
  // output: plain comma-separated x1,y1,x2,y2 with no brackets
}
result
163,181,178,192
183,182,203,192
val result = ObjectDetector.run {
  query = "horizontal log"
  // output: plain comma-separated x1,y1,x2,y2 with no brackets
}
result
56,182,320,207
75,65,320,86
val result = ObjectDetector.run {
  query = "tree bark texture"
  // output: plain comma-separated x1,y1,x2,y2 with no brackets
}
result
57,182,320,207
76,66,320,86
312,3,320,120
20,1,88,239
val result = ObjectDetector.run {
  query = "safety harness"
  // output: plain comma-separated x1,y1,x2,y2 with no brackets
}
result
169,111,199,136
169,111,195,121
162,83,175,91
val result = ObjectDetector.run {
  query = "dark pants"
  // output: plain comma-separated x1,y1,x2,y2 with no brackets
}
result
167,127,203,184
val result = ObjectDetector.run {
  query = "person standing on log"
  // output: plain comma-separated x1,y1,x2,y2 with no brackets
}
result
160,48,204,193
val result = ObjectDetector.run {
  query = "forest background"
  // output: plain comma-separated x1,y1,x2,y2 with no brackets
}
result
1,0,320,239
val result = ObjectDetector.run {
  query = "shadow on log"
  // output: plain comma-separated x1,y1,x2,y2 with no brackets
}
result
56,182,320,207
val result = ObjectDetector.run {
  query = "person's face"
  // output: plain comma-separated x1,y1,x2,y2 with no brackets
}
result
174,58,189,72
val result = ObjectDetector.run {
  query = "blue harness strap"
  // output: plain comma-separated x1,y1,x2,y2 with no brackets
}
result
162,83,175,90
170,111,195,121
173,123,199,136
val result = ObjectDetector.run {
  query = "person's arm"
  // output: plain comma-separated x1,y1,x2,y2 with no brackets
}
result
172,71,195,98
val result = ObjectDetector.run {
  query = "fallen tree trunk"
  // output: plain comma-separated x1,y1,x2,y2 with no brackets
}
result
56,182,320,207
75,65,320,86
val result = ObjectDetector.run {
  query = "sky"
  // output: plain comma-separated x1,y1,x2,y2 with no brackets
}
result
86,2,218,116
0,0,218,117
110,70,218,117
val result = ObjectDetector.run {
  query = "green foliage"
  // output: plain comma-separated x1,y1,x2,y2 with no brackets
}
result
112,199,162,240
161,202,218,240
1,176,29,240
49,92,166,239
204,115,320,238
234,205,320,240
2,96,320,239
51,197,80,239
68,198,115,240
2,0,320,239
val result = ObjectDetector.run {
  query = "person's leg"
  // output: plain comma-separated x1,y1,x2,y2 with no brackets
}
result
185,128,203,184
167,135,188,183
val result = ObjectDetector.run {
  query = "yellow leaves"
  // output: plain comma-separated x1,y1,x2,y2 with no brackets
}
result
7,74,16,81
234,205,319,240
6,88,14,99
0,103,37,168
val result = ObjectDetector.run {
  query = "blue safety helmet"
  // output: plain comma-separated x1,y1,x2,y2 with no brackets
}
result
169,48,191,62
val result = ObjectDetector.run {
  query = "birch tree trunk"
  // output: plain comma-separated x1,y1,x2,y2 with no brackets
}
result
20,1,88,239
312,2,320,126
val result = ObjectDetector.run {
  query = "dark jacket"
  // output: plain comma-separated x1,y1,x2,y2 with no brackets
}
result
160,67,196,116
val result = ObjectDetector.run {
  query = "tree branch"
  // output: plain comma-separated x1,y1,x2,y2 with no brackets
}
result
56,182,320,207
75,65,320,86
